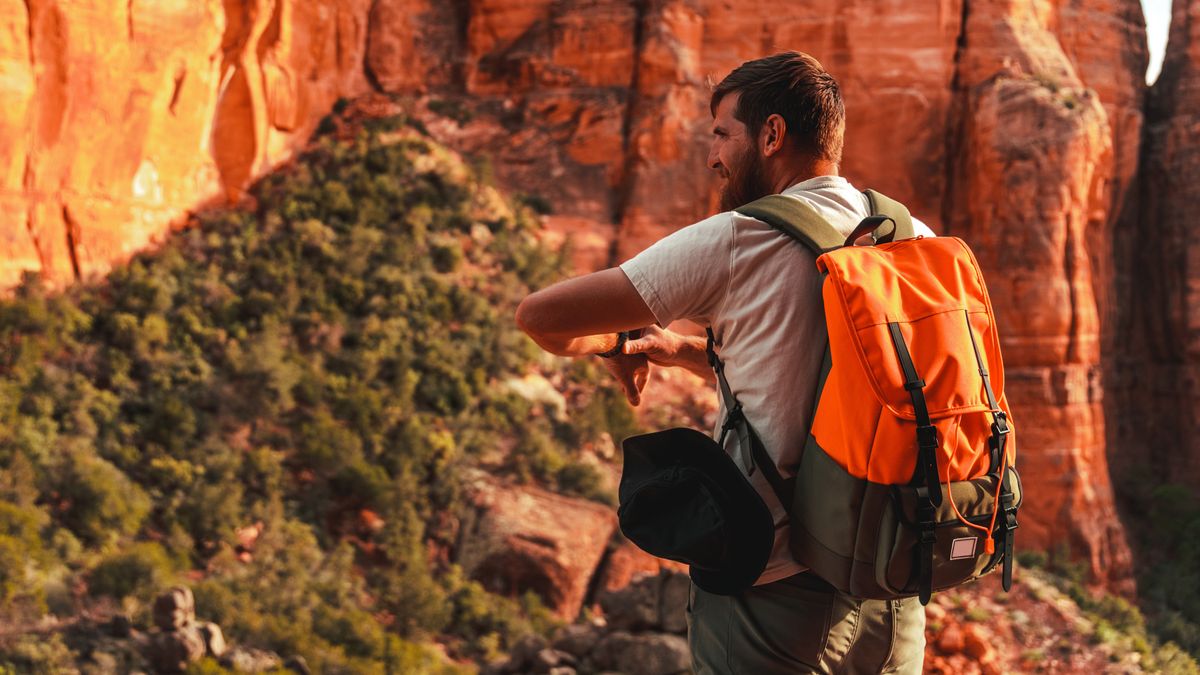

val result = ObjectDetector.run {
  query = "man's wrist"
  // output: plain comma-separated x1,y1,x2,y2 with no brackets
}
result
596,331,629,358
595,328,646,358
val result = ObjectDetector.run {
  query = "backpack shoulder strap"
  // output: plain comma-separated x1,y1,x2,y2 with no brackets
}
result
863,189,916,241
735,195,844,255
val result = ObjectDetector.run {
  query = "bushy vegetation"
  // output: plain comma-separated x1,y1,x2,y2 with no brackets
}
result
1020,545,1200,672
0,113,638,671
1122,480,1200,662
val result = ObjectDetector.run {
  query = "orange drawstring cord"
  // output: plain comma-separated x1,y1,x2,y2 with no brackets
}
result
942,440,1008,556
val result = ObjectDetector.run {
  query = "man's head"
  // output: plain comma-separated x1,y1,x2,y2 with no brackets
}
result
708,52,845,211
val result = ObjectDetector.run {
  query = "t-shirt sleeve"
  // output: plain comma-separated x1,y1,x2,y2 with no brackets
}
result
913,216,937,237
618,212,733,327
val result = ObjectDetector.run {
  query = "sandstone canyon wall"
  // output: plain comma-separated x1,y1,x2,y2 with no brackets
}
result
0,0,373,289
946,0,1137,590
1110,0,1200,495
0,0,1170,589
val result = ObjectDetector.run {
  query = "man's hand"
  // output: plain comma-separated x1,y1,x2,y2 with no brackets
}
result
600,352,651,406
623,325,716,383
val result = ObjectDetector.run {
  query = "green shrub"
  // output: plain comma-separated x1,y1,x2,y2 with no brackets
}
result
88,541,176,601
50,451,151,547
0,108,602,669
0,633,76,674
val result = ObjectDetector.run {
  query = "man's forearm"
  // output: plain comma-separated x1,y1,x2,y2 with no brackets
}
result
525,331,622,358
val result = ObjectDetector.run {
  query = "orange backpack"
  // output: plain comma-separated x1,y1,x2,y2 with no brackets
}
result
708,190,1021,604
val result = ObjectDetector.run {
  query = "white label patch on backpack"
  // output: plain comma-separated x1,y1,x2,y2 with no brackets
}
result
950,537,978,560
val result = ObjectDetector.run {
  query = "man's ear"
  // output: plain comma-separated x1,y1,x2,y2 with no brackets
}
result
761,114,787,157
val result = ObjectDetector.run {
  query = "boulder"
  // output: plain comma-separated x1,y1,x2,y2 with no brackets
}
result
146,627,205,673
591,631,690,675
219,646,283,673
457,475,617,620
657,572,690,635
598,573,661,632
552,623,603,660
198,621,226,658
107,613,133,638
153,587,195,631
594,539,687,594
283,655,312,675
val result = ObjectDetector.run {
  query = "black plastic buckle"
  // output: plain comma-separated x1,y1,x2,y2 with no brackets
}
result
916,425,938,450
991,411,1010,438
1004,507,1019,531
904,378,927,391
721,403,744,431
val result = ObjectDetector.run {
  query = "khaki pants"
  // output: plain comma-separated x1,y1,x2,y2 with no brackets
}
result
687,572,926,674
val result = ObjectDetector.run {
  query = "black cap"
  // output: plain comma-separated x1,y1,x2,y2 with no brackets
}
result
617,427,775,595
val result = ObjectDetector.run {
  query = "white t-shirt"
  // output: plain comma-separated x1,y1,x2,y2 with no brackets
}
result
620,175,936,585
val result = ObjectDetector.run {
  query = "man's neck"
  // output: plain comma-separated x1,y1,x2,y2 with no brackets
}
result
770,159,840,194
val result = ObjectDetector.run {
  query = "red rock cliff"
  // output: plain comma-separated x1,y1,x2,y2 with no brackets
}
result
1111,0,1200,496
944,0,1136,590
0,0,373,289
0,0,1157,588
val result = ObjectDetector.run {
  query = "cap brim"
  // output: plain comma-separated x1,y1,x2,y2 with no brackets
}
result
621,428,775,596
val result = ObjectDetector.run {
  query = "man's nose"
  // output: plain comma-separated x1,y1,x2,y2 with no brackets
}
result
707,148,721,171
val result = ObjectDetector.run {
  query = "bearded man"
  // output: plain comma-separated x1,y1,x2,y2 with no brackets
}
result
516,51,933,674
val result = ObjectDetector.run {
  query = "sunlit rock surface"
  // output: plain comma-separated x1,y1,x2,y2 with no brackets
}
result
0,0,1172,590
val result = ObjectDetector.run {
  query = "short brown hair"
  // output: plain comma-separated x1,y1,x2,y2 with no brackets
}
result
710,52,845,165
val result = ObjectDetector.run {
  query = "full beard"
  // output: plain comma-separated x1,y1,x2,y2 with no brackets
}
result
718,147,771,212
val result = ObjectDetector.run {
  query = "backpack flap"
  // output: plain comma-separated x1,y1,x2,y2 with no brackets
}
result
812,236,1014,486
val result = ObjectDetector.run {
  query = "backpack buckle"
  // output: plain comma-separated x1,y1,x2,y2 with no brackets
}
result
1004,508,1019,531
721,403,744,431
916,425,938,450
991,411,1010,437
919,528,937,546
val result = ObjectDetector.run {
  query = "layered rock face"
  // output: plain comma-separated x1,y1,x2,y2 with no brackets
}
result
0,0,1160,588
0,0,372,289
1112,0,1200,493
944,0,1135,590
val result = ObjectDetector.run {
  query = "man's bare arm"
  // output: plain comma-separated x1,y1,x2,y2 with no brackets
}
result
515,268,658,357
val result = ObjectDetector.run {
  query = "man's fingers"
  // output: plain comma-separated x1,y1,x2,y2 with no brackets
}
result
623,338,652,355
634,366,650,393
620,370,641,406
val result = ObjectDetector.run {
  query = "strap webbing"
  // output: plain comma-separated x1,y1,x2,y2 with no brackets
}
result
886,322,942,507
963,310,1018,592
736,195,845,254
962,311,1010,473
1001,470,1018,591
916,490,937,605
864,189,916,241
887,321,940,604
706,328,794,508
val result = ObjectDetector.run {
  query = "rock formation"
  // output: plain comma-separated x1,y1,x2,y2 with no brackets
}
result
1110,0,1200,494
487,570,693,675
458,474,617,620
942,0,1136,590
0,0,371,289
0,0,1173,589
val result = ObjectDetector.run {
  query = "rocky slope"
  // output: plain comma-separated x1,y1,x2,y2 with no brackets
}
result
1,0,1185,591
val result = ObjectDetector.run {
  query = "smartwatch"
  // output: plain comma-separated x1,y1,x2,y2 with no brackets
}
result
596,331,630,358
